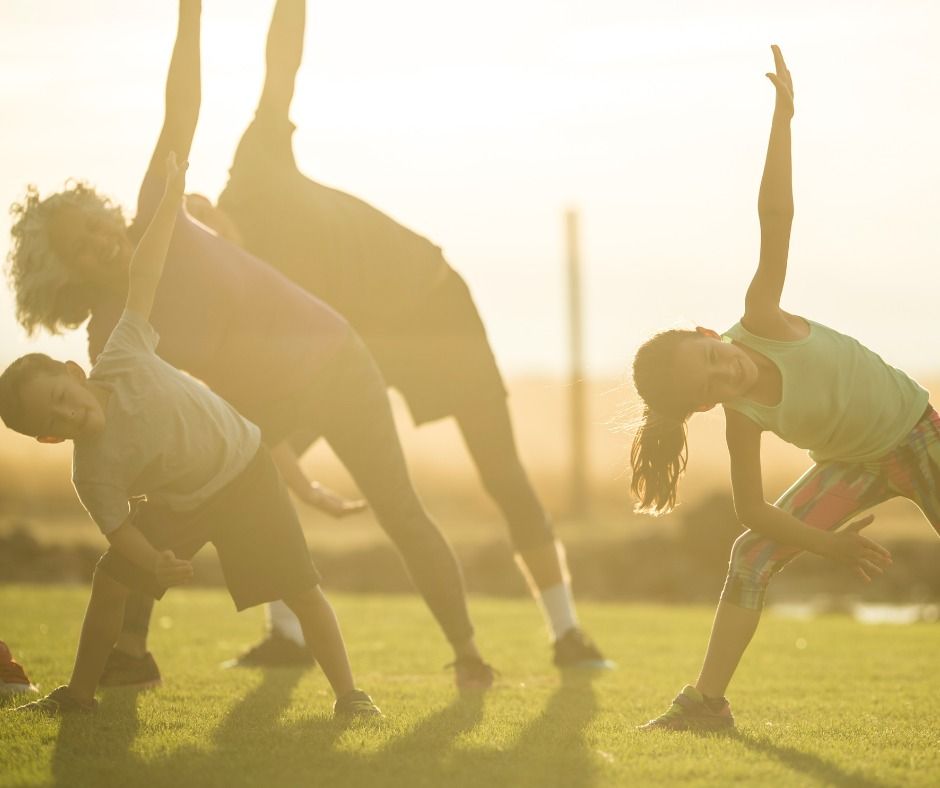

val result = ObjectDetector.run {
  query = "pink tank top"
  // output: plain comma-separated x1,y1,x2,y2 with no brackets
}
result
87,165,350,443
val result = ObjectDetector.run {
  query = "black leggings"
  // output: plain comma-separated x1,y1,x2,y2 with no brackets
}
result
121,334,475,648
289,369,555,554
452,396,554,552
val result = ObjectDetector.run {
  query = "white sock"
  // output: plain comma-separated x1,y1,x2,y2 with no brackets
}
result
537,583,579,641
265,600,306,646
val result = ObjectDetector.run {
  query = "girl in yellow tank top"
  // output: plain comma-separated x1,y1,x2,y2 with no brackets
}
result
629,46,937,732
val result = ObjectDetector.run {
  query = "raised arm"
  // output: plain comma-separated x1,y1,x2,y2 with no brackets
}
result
743,45,795,334
143,1,202,186
125,154,188,320
257,0,306,118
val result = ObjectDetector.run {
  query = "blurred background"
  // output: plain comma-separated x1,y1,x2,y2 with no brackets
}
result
1,0,937,607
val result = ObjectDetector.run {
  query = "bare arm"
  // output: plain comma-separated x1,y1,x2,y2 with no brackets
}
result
107,517,193,587
725,408,891,581
270,441,367,518
143,0,202,186
744,45,796,337
257,0,306,119
125,155,187,320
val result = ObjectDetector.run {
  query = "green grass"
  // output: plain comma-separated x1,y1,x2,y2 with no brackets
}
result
2,586,938,788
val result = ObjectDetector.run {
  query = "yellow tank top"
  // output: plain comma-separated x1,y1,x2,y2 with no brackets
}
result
722,319,928,463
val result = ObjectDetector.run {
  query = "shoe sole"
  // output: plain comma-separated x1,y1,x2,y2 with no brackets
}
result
0,682,39,695
557,658,618,672
638,718,735,733
99,677,162,690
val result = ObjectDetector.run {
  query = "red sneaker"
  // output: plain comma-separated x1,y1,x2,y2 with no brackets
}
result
0,641,38,696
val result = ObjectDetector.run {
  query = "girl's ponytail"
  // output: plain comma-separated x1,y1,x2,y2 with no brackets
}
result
629,329,697,514
630,407,688,514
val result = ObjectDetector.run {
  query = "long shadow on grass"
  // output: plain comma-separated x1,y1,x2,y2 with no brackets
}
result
49,668,310,788
49,672,599,788
51,687,141,787
458,676,599,788
733,732,888,788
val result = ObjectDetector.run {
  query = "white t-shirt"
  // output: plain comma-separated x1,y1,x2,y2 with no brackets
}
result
72,310,261,535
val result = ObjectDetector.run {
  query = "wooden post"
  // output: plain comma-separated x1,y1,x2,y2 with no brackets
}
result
565,208,588,517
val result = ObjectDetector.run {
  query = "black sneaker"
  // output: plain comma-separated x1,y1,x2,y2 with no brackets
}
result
446,656,496,691
333,689,382,718
221,634,316,669
15,686,97,715
552,628,616,671
99,649,162,689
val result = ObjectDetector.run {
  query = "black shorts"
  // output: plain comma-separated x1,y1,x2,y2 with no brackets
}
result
96,447,320,611
357,272,507,427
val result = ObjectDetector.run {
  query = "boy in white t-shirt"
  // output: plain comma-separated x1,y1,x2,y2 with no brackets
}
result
0,153,379,717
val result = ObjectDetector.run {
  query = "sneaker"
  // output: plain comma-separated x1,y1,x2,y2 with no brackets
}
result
639,685,735,732
0,642,38,695
447,655,496,691
333,689,382,718
221,633,316,669
552,628,616,671
15,686,97,715
99,649,162,689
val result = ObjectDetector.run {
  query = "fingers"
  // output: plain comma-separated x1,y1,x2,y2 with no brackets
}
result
858,536,892,562
157,549,193,585
844,514,876,533
159,561,193,587
771,44,787,75
340,499,368,516
858,558,886,578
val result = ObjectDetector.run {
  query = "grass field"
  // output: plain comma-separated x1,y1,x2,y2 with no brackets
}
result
2,586,939,788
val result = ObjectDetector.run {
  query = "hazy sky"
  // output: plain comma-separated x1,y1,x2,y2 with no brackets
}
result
1,0,938,377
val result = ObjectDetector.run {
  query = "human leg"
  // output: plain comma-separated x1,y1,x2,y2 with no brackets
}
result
113,592,154,658
67,567,132,703
643,461,892,730
697,462,892,698
314,339,483,665
281,587,354,697
454,399,608,667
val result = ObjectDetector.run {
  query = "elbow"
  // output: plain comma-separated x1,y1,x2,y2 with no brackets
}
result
734,500,766,529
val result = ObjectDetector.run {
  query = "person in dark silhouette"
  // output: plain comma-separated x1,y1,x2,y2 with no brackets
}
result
183,0,610,671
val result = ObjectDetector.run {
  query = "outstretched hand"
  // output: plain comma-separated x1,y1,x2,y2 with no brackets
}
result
822,514,892,583
164,151,189,199
154,549,194,587
299,482,368,519
766,44,794,119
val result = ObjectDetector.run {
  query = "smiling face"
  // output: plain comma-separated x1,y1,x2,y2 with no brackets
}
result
671,330,760,411
16,363,107,441
47,203,133,287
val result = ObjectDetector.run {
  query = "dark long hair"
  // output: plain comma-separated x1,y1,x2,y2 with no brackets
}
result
630,329,698,514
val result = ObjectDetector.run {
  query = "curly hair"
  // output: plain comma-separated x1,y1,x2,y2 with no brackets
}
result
6,181,126,335
629,329,698,515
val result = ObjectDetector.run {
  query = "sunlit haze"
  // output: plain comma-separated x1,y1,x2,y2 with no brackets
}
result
1,0,938,376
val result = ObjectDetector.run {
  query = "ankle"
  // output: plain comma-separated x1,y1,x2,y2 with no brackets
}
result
65,684,96,707
452,639,482,661
114,635,148,659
